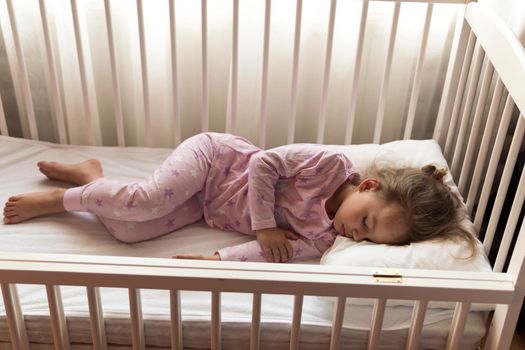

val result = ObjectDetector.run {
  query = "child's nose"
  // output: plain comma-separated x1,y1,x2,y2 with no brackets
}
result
352,228,363,241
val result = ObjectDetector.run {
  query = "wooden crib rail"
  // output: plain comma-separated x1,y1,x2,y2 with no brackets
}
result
434,0,525,279
0,0,469,147
0,252,516,350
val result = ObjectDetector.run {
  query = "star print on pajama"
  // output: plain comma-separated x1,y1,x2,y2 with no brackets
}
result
62,132,357,262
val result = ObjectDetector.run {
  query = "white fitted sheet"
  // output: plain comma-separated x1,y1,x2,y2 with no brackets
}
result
0,135,486,349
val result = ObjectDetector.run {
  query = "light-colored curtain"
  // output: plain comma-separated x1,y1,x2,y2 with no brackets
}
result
0,0,461,148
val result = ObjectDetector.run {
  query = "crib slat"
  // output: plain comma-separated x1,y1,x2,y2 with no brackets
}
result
46,285,71,350
201,0,209,132
0,20,7,136
136,0,151,147
104,0,125,147
288,0,303,144
70,0,99,146
450,43,484,177
373,1,400,144
170,290,183,350
484,116,525,257
0,92,8,136
444,31,476,159
290,294,303,350
128,288,145,349
480,106,522,253
316,0,337,144
39,0,67,145
86,286,107,350
445,302,471,350
405,300,428,350
211,291,221,350
473,94,514,232
5,0,38,141
250,292,262,350
466,77,504,214
1,284,29,350
329,297,346,350
345,1,368,145
169,0,181,146
404,3,433,140
367,298,386,350
227,0,239,136
257,0,272,149
494,157,525,272
457,62,495,195
434,12,469,147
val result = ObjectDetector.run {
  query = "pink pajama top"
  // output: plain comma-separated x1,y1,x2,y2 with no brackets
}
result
206,135,357,262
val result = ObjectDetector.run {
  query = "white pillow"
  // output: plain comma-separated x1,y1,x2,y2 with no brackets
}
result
322,235,491,272
319,139,494,310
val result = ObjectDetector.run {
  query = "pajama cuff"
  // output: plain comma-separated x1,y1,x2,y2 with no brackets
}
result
63,186,85,212
216,240,266,262
251,218,276,231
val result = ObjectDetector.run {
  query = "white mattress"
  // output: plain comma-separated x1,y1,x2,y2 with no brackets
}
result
0,135,486,349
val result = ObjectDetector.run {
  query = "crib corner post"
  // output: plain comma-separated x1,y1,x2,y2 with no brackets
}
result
484,220,525,350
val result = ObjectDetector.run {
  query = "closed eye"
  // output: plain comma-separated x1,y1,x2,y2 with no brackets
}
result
362,216,368,230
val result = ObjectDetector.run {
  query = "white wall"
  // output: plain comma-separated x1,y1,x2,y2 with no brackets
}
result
480,0,525,43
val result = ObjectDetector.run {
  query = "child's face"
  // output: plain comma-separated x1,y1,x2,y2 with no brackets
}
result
333,180,409,245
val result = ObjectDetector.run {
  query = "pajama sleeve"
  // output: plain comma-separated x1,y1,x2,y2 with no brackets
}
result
216,236,329,262
247,145,351,231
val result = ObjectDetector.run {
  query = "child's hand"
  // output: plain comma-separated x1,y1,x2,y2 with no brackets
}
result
173,253,221,260
256,228,300,263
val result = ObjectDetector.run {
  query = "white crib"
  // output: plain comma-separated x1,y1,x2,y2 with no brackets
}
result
0,0,524,349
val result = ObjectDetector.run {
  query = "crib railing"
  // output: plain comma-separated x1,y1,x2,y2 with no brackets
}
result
0,252,516,350
436,2,525,349
0,0,467,148
437,2,525,266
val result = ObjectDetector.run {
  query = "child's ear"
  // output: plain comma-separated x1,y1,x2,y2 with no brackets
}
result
358,178,380,192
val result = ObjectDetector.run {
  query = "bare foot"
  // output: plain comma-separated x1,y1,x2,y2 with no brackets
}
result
38,159,103,186
3,189,67,224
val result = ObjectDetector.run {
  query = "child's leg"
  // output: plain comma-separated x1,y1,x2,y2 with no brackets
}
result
97,195,203,243
3,188,67,224
3,159,103,224
63,133,215,222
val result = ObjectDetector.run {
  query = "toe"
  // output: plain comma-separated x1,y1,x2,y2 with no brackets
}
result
5,201,17,207
8,196,20,202
3,211,17,217
4,215,22,224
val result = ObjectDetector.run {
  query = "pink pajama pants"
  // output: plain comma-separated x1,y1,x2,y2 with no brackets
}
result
63,133,216,243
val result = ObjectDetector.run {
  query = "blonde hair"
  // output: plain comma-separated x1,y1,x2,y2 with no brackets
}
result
364,164,478,257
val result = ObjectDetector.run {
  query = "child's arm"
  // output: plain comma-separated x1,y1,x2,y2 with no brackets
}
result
173,253,220,260
247,145,354,232
173,234,330,263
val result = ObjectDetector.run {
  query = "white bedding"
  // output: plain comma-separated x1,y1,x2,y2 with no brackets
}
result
0,135,486,349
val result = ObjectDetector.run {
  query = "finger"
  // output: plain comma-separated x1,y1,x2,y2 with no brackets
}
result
278,245,288,263
264,248,273,263
284,230,300,240
173,254,201,260
285,241,293,260
271,247,281,263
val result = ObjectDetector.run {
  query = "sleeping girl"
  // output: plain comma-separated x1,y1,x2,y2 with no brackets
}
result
2,132,476,263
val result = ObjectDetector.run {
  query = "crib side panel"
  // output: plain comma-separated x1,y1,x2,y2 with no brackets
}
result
0,254,516,350
0,0,469,147
438,3,525,349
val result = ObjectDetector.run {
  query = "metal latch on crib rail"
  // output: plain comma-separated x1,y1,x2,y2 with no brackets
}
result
373,271,402,283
